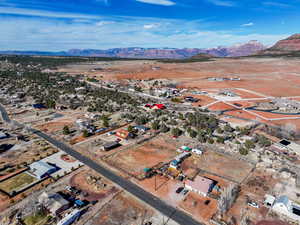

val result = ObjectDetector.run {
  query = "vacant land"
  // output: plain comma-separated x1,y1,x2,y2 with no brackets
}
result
90,192,155,225
69,169,118,201
181,151,254,183
179,192,218,223
104,135,179,177
0,172,37,193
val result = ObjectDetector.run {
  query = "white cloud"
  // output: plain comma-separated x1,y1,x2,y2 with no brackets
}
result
241,22,254,27
96,21,115,26
143,23,160,29
262,1,291,8
0,8,287,52
135,0,176,6
0,7,101,19
206,0,236,7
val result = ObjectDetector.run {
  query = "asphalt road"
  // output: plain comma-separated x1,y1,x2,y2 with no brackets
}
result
0,104,203,225
0,104,11,123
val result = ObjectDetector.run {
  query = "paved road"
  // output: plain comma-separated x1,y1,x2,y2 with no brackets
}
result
0,105,203,225
0,104,11,123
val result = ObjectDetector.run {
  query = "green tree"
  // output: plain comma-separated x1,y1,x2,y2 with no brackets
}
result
63,125,70,135
189,129,197,138
239,147,249,155
102,116,109,127
82,130,90,138
127,125,134,133
151,120,160,130
217,127,224,134
244,140,255,149
208,138,214,144
160,123,169,133
217,137,225,144
171,127,182,137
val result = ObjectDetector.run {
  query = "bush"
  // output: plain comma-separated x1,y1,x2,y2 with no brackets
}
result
208,138,214,144
245,140,255,149
239,148,249,155
171,127,182,137
160,123,169,133
151,121,160,130
82,130,90,138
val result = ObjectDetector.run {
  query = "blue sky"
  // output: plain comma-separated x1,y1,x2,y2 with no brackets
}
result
0,0,299,51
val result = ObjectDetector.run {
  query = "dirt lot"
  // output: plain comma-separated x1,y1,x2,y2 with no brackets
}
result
89,192,155,225
0,136,59,171
208,102,236,111
181,151,254,183
179,192,218,223
35,118,75,133
226,168,279,224
69,169,118,202
59,57,300,98
103,135,180,177
138,175,185,207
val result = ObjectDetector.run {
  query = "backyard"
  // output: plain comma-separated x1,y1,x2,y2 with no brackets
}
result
0,172,37,194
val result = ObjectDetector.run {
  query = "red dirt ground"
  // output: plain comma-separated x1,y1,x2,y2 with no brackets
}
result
269,118,300,131
69,170,118,201
208,102,237,111
248,110,300,119
137,175,182,206
256,221,291,225
104,136,179,177
233,89,266,98
224,110,267,121
179,192,218,223
36,120,73,133
184,94,216,107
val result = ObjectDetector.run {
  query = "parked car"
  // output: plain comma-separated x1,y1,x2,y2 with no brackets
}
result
176,187,184,194
176,148,183,153
182,189,189,195
248,201,259,208
192,148,203,155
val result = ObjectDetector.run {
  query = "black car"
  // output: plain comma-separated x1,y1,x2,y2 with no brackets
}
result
176,187,184,194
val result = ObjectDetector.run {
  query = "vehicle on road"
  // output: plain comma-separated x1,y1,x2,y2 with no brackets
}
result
248,201,259,208
182,189,189,195
176,187,184,194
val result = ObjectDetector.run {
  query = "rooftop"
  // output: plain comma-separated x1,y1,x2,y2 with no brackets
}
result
185,176,214,194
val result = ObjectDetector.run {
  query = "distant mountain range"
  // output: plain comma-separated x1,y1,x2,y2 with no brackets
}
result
258,34,300,56
0,40,266,59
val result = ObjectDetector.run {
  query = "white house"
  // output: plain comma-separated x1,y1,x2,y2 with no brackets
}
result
272,195,300,222
184,176,215,196
274,139,300,155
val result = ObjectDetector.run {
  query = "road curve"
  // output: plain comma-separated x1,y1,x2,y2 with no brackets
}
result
0,104,203,225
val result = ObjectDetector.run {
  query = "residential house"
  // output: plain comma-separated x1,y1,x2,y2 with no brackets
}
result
274,139,300,155
102,141,121,151
115,129,134,140
29,161,57,179
184,176,215,196
272,195,300,221
57,209,82,225
39,192,70,216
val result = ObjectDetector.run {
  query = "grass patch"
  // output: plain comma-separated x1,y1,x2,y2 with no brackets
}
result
23,211,49,225
0,172,37,193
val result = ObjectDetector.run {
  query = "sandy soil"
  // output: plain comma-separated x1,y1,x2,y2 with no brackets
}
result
104,135,179,177
181,151,254,183
36,119,74,133
208,102,237,111
69,170,118,202
179,192,218,223
256,221,291,225
90,191,154,225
